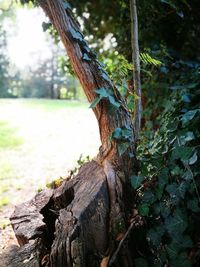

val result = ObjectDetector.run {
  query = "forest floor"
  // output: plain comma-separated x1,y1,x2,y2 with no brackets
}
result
0,99,100,255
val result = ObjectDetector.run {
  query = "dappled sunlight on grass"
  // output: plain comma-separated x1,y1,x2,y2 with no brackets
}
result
0,121,23,149
0,99,100,209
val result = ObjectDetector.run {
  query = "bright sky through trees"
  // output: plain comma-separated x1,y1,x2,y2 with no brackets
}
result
6,7,51,69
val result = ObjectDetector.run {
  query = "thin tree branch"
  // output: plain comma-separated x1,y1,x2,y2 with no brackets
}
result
130,0,142,141
109,214,143,266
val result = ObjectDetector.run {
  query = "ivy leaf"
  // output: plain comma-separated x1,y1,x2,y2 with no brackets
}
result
89,97,101,108
182,170,193,181
158,170,168,189
112,128,122,139
178,181,188,199
101,72,111,82
189,152,198,165
182,94,191,103
171,146,193,162
165,210,188,236
181,109,200,124
121,127,132,140
187,199,200,212
138,203,150,216
82,53,91,62
130,175,144,189
117,141,129,156
142,191,156,204
42,22,51,32
179,235,193,249
70,28,84,41
173,252,192,267
166,183,178,196
166,241,181,260
134,258,148,267
108,95,120,108
147,226,165,246
95,87,109,98
63,1,72,9
179,131,195,145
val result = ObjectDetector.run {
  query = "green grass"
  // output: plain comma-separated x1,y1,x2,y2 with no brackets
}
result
0,196,10,208
0,121,23,149
21,99,88,111
0,98,99,210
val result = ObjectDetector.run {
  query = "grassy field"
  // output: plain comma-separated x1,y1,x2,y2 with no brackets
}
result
0,99,100,210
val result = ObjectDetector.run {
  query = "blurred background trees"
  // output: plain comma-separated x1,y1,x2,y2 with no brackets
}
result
0,0,81,100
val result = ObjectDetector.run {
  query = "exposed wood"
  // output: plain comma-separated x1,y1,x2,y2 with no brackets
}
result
130,0,142,141
8,161,112,266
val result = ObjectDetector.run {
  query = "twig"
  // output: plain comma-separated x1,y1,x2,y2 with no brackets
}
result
109,215,142,266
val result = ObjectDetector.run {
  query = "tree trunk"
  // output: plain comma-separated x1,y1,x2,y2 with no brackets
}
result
8,1,138,266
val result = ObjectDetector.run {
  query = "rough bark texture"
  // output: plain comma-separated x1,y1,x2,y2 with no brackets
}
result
130,0,142,141
8,1,137,266
6,162,109,267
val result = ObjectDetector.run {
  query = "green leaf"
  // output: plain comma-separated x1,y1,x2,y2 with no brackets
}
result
179,235,193,249
108,95,120,108
138,203,150,216
178,181,188,199
171,146,193,162
179,131,195,145
121,127,132,140
166,241,180,259
134,258,148,267
117,141,129,156
112,128,122,139
142,191,156,204
82,53,91,62
130,175,144,189
71,28,84,41
173,252,192,267
182,94,191,103
165,210,188,236
187,199,200,212
182,170,193,181
95,87,109,98
101,72,110,82
42,22,51,32
181,109,200,124
89,97,101,108
189,152,198,165
63,1,72,9
147,226,165,246
166,183,178,196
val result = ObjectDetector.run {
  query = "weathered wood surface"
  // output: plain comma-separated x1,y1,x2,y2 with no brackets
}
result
7,161,110,267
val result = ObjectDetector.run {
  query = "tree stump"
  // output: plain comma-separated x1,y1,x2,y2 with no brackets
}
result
8,161,110,267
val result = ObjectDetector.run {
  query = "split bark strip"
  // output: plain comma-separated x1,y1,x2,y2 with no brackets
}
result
130,0,142,141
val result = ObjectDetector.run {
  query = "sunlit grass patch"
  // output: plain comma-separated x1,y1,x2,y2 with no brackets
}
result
0,121,23,149
0,162,13,179
0,196,10,208
0,218,10,229
21,99,88,111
